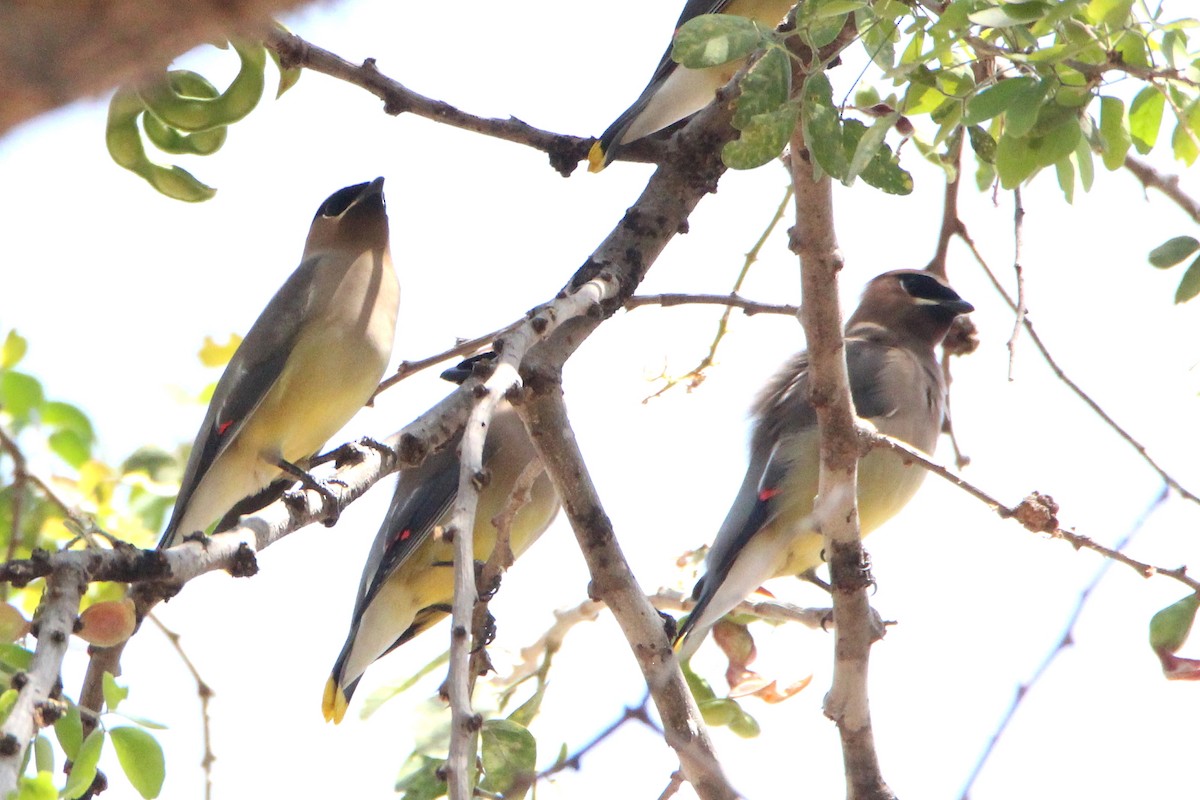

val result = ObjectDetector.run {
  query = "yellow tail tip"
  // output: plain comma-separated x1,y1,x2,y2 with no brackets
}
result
587,141,608,173
322,677,348,724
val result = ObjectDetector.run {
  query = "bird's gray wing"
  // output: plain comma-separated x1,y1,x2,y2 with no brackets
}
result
594,0,734,155
166,256,322,534
355,441,461,615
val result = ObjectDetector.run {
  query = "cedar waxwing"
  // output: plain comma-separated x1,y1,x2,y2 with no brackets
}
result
588,0,798,172
675,270,973,658
158,178,399,549
322,354,561,723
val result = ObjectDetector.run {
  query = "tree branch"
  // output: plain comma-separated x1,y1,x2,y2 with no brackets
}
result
444,274,619,800
265,29,592,176
790,115,894,800
516,389,737,800
1122,154,1200,224
0,560,86,793
861,431,1200,593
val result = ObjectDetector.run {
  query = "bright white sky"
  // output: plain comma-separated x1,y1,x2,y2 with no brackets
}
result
3,1,1200,798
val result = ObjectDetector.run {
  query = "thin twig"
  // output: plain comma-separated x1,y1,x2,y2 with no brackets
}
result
0,425,79,521
657,771,688,800
957,485,1171,799
862,430,1200,593
466,459,546,688
959,229,1200,505
146,613,215,800
624,294,798,317
373,320,524,400
536,696,659,780
1006,189,1026,381
642,184,796,401
1122,155,1200,223
649,588,832,630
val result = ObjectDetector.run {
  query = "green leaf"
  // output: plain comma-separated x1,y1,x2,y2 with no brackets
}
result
902,79,945,116
996,132,1039,188
727,706,762,738
33,734,53,774
968,125,997,163
801,72,847,179
857,7,896,69
0,643,33,672
969,2,1051,28
110,726,165,799
394,754,446,800
1171,101,1200,166
804,10,850,49
0,371,45,423
1099,96,1131,170
1055,153,1075,203
963,77,1037,125
115,713,168,730
15,771,56,800
1129,86,1165,154
54,701,84,760
1175,255,1200,304
1148,236,1200,268
63,729,105,800
1003,78,1050,138
1085,0,1133,27
1150,594,1200,652
480,719,536,799
0,330,27,369
976,158,997,191
732,47,791,129
1032,118,1082,168
672,14,763,69
49,430,91,469
1074,133,1094,191
41,401,94,444
1162,30,1188,70
0,689,18,725
723,104,799,169
843,121,913,194
103,671,129,713
845,112,897,184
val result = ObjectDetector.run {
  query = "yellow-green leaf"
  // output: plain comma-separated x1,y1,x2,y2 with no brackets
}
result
0,329,27,369
1129,86,1165,154
1099,96,1131,170
102,671,129,713
15,772,56,800
63,729,105,800
198,334,241,368
54,701,84,760
110,726,165,799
